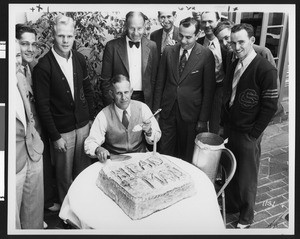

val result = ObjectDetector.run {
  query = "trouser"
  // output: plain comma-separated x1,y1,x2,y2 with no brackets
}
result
224,126,262,225
16,157,44,229
42,133,58,208
159,102,197,163
53,124,91,203
209,84,223,134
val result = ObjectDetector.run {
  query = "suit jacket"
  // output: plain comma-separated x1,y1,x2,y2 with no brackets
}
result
150,26,180,58
16,75,44,174
197,36,229,74
101,36,158,110
153,43,216,123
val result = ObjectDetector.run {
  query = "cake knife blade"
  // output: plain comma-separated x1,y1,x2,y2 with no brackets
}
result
107,154,132,161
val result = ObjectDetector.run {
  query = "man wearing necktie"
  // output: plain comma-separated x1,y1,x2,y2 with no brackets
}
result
101,11,158,111
85,74,161,163
150,11,179,59
15,39,44,229
197,11,229,134
220,24,278,229
153,17,215,163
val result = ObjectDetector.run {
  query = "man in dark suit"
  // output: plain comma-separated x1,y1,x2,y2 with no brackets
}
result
197,11,228,134
101,11,158,110
150,11,179,58
153,17,215,163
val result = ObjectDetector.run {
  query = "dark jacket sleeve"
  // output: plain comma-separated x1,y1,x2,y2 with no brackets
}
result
77,52,95,120
100,41,114,106
32,63,61,141
250,67,278,138
199,49,216,122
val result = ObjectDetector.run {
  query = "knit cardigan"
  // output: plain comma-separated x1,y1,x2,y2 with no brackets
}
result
32,49,94,141
221,54,278,138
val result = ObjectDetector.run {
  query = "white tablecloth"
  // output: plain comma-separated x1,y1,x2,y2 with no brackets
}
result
59,152,225,234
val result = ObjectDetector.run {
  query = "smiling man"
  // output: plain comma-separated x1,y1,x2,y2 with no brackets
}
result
101,11,158,110
221,23,278,229
85,74,161,163
32,15,95,204
153,17,215,163
150,11,179,58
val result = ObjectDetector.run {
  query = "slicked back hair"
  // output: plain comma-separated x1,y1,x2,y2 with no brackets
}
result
16,24,37,40
179,17,200,35
231,23,254,38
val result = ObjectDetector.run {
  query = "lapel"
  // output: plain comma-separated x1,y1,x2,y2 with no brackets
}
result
178,44,202,84
17,72,32,122
156,29,163,52
116,36,129,73
141,37,150,78
173,26,179,41
171,44,181,83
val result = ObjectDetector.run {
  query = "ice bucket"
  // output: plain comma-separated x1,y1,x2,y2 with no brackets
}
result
192,132,234,183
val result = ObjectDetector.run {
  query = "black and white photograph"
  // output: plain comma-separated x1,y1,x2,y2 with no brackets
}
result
0,2,296,238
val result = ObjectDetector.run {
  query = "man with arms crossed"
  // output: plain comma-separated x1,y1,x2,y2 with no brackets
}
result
33,15,94,203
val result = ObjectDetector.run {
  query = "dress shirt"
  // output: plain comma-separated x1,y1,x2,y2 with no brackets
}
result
84,102,161,157
235,49,257,80
179,46,194,61
16,82,27,133
126,36,142,91
203,37,224,83
51,47,74,99
161,27,174,53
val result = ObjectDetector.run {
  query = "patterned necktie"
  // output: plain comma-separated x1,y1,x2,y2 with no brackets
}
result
122,110,129,129
179,49,188,77
229,60,243,107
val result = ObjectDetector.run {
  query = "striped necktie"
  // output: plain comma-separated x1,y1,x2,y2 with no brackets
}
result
229,60,243,107
179,49,188,77
122,110,129,129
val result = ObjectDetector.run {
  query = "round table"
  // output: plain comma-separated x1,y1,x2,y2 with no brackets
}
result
59,152,225,234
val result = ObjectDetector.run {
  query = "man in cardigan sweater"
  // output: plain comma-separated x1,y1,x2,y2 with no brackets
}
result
33,15,94,203
220,24,278,228
84,74,161,163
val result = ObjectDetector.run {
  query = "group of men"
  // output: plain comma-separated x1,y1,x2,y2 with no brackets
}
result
15,10,278,230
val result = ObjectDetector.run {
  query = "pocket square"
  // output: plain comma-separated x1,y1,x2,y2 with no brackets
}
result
191,70,199,74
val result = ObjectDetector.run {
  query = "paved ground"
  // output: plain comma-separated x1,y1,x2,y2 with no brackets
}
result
44,100,290,230
226,99,289,229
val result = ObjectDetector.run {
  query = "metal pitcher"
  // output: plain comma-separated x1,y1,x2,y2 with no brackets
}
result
192,132,235,183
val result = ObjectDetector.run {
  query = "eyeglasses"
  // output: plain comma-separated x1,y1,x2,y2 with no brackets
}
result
19,41,39,49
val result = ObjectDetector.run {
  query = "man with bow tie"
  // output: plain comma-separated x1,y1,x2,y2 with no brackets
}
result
101,11,159,111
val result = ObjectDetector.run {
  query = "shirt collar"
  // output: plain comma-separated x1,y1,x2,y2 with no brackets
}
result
51,47,73,62
240,48,257,67
114,103,132,119
162,26,174,37
204,36,218,47
126,36,141,45
180,44,194,57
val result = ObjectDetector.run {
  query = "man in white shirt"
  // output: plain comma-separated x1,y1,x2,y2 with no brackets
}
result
85,74,161,163
150,11,179,58
101,11,158,110
33,15,95,203
197,12,228,134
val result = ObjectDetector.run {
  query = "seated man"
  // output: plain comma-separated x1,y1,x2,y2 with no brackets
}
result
84,74,161,162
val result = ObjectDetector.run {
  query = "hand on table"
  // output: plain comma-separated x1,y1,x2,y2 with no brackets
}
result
95,146,110,163
54,137,67,153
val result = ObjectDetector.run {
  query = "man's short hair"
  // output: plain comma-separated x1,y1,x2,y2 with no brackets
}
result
110,74,130,87
158,11,176,17
53,15,75,34
179,17,200,35
213,20,234,36
16,24,37,40
231,23,254,38
125,11,148,23
201,11,221,21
